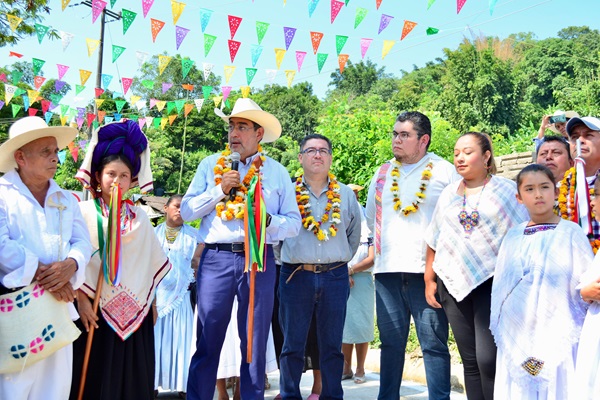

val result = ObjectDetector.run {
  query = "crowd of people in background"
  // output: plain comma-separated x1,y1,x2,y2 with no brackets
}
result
2,100,600,400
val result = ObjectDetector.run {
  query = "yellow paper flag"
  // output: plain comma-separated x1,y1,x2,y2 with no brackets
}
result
60,115,68,126
27,90,40,103
171,0,186,25
284,70,296,88
7,15,23,32
156,101,167,112
130,95,141,105
158,55,172,75
382,40,396,59
160,117,168,130
240,86,251,98
224,66,236,84
168,114,177,125
79,69,92,86
184,103,194,117
61,0,71,11
213,95,223,108
86,38,101,57
95,99,105,108
274,48,286,70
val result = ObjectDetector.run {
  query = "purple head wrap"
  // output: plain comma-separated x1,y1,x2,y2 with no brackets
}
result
91,120,148,178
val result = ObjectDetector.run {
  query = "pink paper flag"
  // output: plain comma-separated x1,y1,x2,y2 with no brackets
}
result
331,0,344,24
138,118,146,130
121,77,133,94
76,117,85,130
0,73,6,82
41,100,51,113
95,87,104,97
378,14,393,34
175,25,190,50
457,0,467,13
162,82,173,93
142,0,154,18
34,76,46,90
360,38,373,59
87,113,96,126
296,51,307,72
28,107,39,116
92,0,107,23
228,40,241,63
228,15,242,39
57,64,69,80
149,98,157,109
221,86,232,103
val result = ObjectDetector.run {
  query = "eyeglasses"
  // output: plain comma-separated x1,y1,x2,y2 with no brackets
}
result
226,124,256,133
391,131,415,141
301,147,332,156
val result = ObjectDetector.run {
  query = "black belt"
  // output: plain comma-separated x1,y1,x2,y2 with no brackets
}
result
0,283,24,296
205,242,245,253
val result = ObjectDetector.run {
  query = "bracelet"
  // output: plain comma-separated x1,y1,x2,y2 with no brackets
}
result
348,266,354,275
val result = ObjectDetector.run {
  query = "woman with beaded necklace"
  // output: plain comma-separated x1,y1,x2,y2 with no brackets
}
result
424,132,529,400
154,194,203,398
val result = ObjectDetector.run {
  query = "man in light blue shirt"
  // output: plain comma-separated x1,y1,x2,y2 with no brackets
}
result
181,98,301,400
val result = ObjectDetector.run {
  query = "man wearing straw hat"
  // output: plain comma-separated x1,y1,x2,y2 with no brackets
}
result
181,98,301,400
0,116,92,399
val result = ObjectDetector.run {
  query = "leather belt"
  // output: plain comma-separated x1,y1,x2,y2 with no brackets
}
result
283,262,346,283
205,242,245,253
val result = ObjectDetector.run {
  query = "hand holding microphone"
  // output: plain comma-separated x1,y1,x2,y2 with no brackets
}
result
220,152,241,197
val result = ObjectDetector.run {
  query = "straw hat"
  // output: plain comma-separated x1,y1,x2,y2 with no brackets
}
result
548,110,580,134
215,98,282,143
0,116,77,173
347,184,364,192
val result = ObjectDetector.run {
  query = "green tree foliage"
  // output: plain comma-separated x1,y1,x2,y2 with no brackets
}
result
328,60,390,97
0,0,60,47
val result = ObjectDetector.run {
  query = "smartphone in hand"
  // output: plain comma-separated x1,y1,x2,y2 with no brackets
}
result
549,114,567,124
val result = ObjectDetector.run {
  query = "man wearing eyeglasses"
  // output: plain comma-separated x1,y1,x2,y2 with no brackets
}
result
365,111,459,400
181,98,301,400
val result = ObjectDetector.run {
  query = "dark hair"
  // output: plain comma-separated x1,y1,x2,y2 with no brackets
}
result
299,133,332,152
92,153,134,195
166,194,183,206
460,132,497,175
396,111,431,150
536,135,572,161
516,164,556,193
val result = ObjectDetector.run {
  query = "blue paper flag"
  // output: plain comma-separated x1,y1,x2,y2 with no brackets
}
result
250,44,264,68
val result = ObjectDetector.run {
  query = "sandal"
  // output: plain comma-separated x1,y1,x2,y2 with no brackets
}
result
341,371,353,380
353,375,366,384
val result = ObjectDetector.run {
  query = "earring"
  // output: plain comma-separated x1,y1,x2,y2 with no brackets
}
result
96,184,102,192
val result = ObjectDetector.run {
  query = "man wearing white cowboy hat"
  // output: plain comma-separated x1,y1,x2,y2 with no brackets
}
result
181,98,301,400
0,116,92,399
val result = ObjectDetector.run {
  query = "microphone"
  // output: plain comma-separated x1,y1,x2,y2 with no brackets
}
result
229,152,241,197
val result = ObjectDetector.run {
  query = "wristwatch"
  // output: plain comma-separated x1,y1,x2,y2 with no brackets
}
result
266,213,272,227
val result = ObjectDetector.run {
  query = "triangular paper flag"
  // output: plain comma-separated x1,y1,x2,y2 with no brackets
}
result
22,96,30,112
338,54,349,73
182,84,194,91
87,113,96,126
142,79,154,89
382,40,396,59
331,0,344,24
34,23,50,44
224,66,236,84
92,0,107,24
29,107,39,116
265,69,277,83
142,0,154,18
79,69,92,86
427,0,436,9
153,117,161,129
275,48,286,70
202,86,212,99
101,74,113,89
8,52,22,58
76,118,84,130
489,0,498,15
161,117,168,129
171,0,185,25
136,100,147,110
360,38,373,59
284,70,296,88
32,58,45,76
7,15,22,32
175,26,190,50
71,145,80,161
75,84,86,95
151,19,165,42
168,114,177,125
11,71,22,85
4,84,17,105
156,101,166,112
62,0,71,11
335,35,348,55
149,98,157,109
401,20,417,40
310,31,324,55
136,51,149,68
181,58,194,79
41,100,51,113
110,0,117,7
158,55,172,75
121,77,133,94
221,86,232,103
283,27,296,50
316,53,328,73
138,118,147,130
95,88,105,98
86,38,101,56
130,95,141,104
378,14,394,34
122,9,137,34
95,99,105,108
27,90,40,103
55,80,67,92
457,0,467,13
308,0,320,17
228,40,241,63
12,104,22,118
57,64,69,80
204,34,217,57
250,44,263,68
200,9,213,32
162,82,173,93
194,98,205,112
98,110,106,123
184,103,194,117
240,86,250,98
212,96,222,108
0,74,5,83
112,45,126,62
295,51,307,72
376,0,383,9
354,8,367,29
246,68,257,85
228,15,242,39
426,27,439,35
256,21,269,44
115,100,126,113
60,31,74,51
203,63,214,81
58,150,66,164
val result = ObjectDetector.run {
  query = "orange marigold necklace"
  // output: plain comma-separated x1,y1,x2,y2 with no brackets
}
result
296,173,341,241
214,144,265,221
390,160,433,216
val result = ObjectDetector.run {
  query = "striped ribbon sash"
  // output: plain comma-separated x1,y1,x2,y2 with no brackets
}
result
375,163,391,255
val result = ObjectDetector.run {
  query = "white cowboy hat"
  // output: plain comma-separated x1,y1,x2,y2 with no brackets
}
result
214,98,282,143
0,116,77,173
549,110,580,134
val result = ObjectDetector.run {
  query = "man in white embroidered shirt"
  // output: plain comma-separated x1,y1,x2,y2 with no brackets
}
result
0,117,92,400
181,98,301,400
366,111,459,400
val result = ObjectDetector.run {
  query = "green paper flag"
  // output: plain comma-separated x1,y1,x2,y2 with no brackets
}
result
32,58,45,76
202,85,212,99
246,68,257,85
181,58,194,79
14,88,26,97
167,101,176,114
142,80,155,90
50,93,63,104
92,120,99,129
110,0,117,8
34,23,50,44
129,114,139,122
316,53,328,73
112,45,126,63
427,0,436,9
256,21,269,45
60,104,70,116
354,8,367,29
153,118,161,129
335,35,348,56
76,84,85,95
11,104,21,117
115,100,126,113
426,27,439,35
122,9,137,34
204,34,217,57
11,70,23,85
345,0,350,5
175,99,185,114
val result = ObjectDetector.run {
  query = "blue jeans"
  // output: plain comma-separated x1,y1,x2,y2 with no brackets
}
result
278,263,350,400
375,273,451,400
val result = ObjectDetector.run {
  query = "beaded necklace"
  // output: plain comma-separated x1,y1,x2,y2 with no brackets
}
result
458,177,489,234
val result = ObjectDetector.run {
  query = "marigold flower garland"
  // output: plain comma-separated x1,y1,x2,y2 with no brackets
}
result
295,173,341,241
558,167,600,253
214,144,265,221
390,160,433,216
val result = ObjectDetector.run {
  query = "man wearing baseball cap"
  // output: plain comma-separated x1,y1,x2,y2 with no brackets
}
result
181,98,301,400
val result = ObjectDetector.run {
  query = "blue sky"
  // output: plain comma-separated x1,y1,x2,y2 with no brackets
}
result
1,0,598,108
